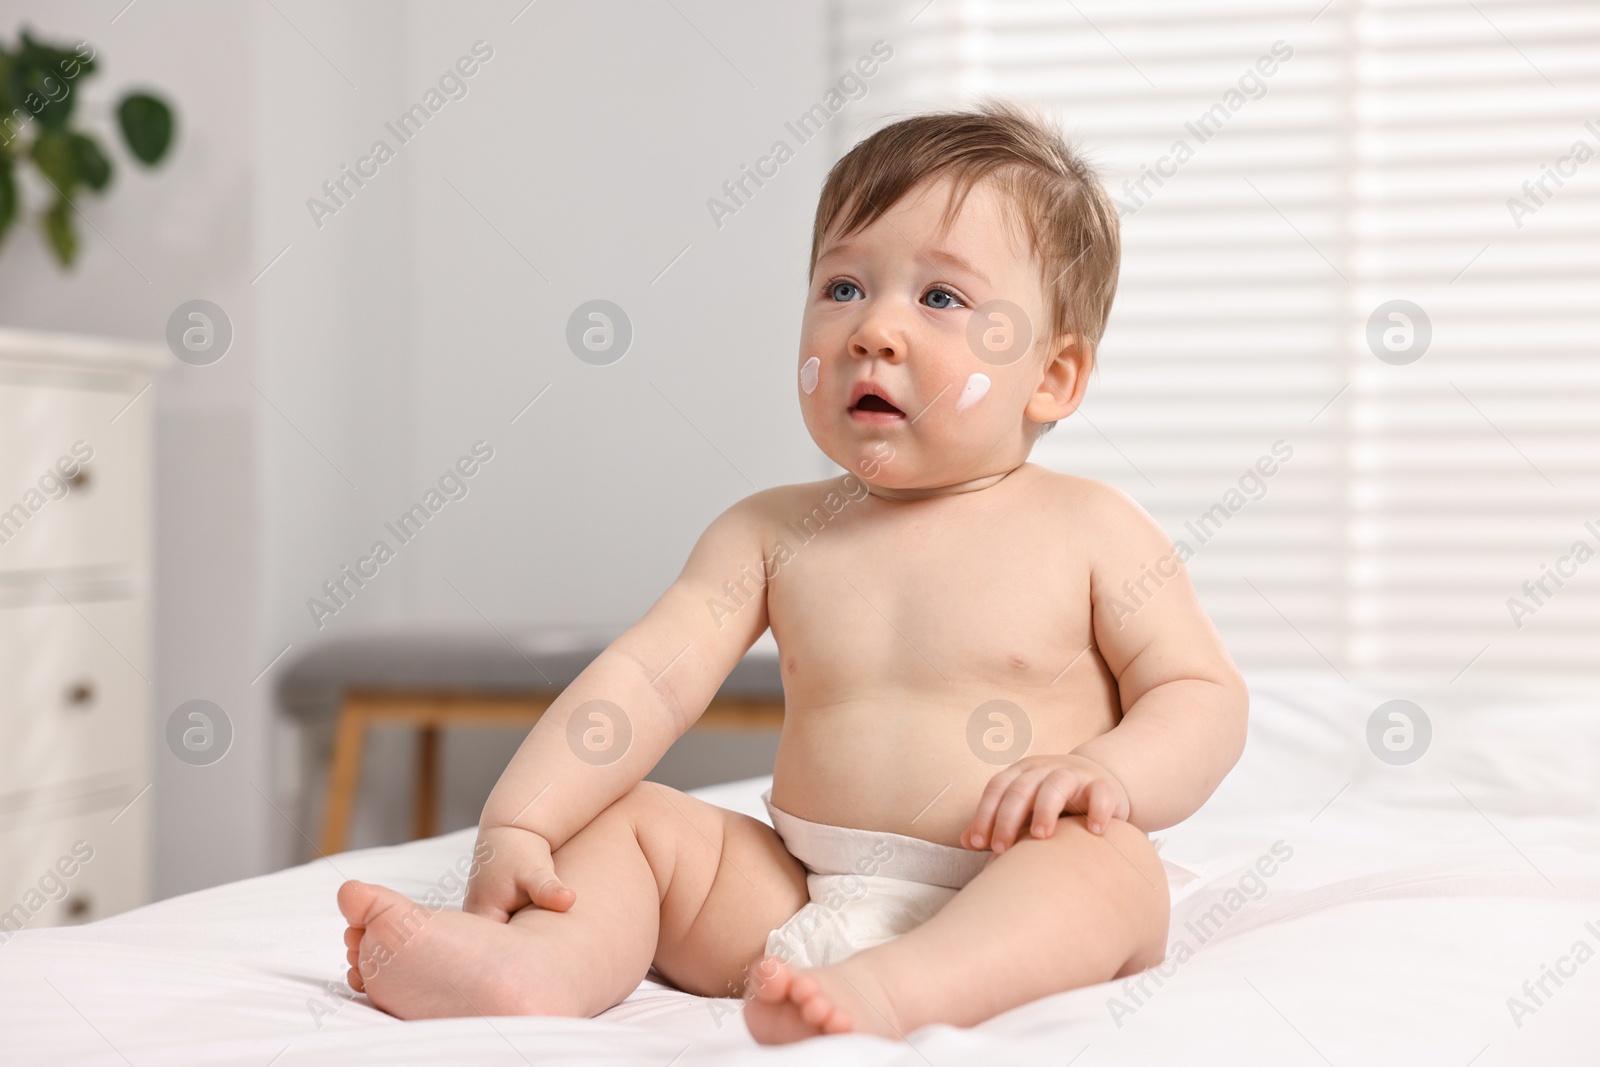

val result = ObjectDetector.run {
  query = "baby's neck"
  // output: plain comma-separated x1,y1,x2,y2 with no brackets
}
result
863,462,1026,503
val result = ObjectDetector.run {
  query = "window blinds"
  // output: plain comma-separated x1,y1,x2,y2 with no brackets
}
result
828,0,1600,678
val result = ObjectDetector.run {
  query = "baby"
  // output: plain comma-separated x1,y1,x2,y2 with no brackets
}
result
336,98,1248,1043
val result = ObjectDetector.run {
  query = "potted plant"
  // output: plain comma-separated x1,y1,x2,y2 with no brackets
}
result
0,28,175,267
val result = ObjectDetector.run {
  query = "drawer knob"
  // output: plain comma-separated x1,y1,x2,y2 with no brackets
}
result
65,681,96,707
66,894,93,920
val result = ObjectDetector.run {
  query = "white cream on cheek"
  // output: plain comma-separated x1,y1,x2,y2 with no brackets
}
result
800,356,820,394
955,372,991,412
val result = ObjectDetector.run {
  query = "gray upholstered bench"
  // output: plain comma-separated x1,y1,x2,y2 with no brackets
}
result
276,626,784,853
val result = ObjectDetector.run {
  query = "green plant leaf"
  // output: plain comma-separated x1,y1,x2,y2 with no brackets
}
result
0,157,17,247
9,30,90,129
30,128,78,192
41,194,76,267
18,30,96,80
117,92,173,165
69,131,112,191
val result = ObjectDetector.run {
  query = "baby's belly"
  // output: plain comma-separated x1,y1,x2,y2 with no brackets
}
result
768,692,1118,849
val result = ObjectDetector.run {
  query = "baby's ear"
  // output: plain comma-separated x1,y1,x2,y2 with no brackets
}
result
1024,334,1091,426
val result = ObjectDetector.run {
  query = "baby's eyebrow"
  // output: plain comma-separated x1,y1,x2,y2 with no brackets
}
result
818,241,992,288
923,247,991,288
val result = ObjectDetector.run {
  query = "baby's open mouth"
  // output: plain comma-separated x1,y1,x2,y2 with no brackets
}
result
851,394,905,417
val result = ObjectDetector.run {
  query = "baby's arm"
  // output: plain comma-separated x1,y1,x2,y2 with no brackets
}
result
465,493,772,918
1067,484,1249,833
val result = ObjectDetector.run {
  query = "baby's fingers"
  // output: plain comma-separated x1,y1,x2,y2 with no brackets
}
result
964,769,1022,849
462,875,523,923
1083,779,1124,834
527,873,576,912
1029,774,1076,839
990,774,1055,851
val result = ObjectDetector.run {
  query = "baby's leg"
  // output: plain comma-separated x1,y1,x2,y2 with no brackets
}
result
338,780,808,1020
745,814,1168,1042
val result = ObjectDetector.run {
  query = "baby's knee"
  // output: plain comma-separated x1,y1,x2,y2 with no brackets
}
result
1054,816,1169,910
1072,816,1170,959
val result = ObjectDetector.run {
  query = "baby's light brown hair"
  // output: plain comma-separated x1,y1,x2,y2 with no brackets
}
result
808,98,1121,436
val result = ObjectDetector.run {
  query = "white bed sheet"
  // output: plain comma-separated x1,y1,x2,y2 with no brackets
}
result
3,672,1598,1065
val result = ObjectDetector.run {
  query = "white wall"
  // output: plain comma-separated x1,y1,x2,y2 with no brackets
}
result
0,0,836,897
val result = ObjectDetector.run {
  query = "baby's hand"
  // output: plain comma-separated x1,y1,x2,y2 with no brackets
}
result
961,754,1130,852
462,824,576,922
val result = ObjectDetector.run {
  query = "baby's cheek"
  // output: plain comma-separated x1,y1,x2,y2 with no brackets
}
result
954,372,991,412
799,356,820,394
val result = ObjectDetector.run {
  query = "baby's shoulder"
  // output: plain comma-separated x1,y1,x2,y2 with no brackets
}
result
1020,465,1169,545
742,473,870,511
1021,464,1148,517
720,476,863,525
1021,467,1177,576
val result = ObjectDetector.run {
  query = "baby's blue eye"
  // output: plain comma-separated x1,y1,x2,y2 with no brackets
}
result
823,280,965,308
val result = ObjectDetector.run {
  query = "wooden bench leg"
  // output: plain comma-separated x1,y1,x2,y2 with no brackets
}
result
320,698,368,855
413,725,439,841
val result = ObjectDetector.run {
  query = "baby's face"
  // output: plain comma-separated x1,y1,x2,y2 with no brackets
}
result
798,174,1070,493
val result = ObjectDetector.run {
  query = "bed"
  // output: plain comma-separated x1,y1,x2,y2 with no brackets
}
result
4,672,1596,1065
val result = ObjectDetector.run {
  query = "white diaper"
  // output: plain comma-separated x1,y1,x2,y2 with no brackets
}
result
760,788,1205,970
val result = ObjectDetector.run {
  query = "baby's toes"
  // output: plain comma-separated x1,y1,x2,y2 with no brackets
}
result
348,965,366,993
336,879,384,926
797,985,839,1029
342,924,366,981
746,956,795,1004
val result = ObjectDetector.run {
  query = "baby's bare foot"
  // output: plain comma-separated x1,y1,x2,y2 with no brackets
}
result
742,954,904,1043
337,879,549,1020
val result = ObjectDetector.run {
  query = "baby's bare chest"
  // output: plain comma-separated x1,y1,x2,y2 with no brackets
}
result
760,498,1092,692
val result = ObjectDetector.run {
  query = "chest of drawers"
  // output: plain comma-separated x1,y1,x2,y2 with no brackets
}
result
0,329,163,935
